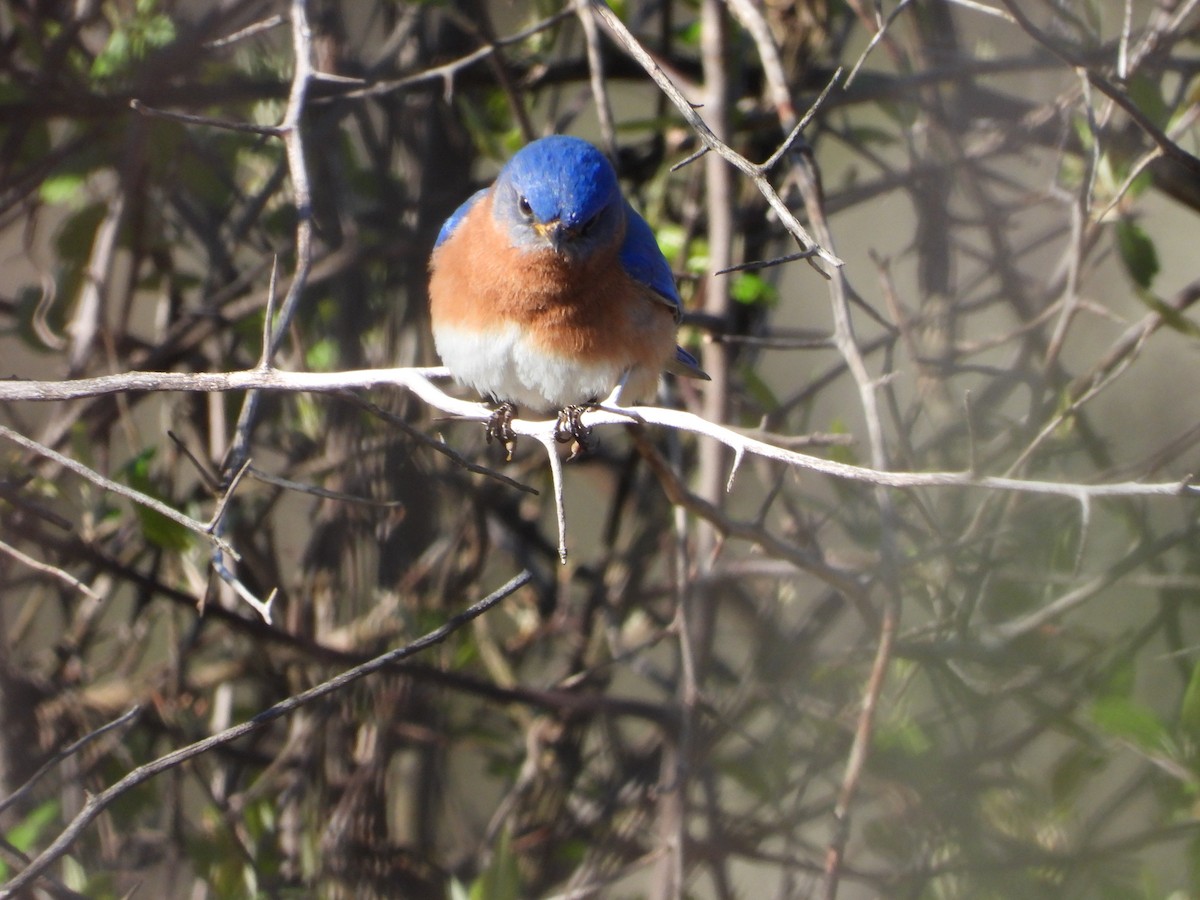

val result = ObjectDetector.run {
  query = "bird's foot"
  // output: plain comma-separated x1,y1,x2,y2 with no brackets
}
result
555,404,596,459
485,401,518,461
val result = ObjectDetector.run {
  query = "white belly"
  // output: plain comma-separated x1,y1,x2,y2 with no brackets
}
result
433,323,628,411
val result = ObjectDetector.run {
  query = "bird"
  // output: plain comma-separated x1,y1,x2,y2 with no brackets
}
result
428,135,707,453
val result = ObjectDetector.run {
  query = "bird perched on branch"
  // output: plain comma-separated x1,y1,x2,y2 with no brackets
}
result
428,135,707,455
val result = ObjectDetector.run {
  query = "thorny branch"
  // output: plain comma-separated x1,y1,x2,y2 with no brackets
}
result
3,368,1193,505
587,0,844,273
0,423,238,559
2,367,1195,564
225,0,318,476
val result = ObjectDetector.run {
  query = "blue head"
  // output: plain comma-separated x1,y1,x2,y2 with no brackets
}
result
492,136,625,261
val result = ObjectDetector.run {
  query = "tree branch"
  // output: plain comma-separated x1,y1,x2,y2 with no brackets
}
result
2,366,1195,502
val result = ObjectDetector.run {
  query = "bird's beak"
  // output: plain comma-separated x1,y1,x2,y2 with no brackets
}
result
535,219,571,254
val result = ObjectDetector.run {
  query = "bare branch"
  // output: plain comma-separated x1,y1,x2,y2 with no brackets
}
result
225,0,319,477
0,706,141,818
129,99,282,136
822,601,896,900
2,368,1196,503
587,0,844,272
0,424,238,559
342,10,573,101
0,538,101,602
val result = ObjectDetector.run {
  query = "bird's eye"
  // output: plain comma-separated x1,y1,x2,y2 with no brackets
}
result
517,196,533,218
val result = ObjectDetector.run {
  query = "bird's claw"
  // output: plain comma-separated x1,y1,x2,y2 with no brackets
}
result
485,401,518,461
555,404,596,459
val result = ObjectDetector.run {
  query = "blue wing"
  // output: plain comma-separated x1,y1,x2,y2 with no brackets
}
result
620,204,709,381
619,202,682,321
435,188,489,249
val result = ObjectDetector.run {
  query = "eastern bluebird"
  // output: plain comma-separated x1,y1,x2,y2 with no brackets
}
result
428,135,706,447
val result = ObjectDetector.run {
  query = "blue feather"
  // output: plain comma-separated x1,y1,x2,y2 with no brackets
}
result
619,204,682,318
435,188,488,249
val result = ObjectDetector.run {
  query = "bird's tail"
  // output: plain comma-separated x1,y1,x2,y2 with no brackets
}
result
667,345,710,380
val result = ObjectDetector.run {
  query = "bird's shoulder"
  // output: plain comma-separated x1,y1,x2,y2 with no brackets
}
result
618,203,682,321
435,187,491,249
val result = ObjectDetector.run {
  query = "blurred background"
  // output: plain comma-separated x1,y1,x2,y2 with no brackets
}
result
2,0,1200,897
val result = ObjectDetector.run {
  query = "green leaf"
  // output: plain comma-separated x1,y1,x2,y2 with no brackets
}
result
1090,695,1169,753
677,19,701,46
90,0,177,80
824,419,858,466
1101,659,1136,699
121,447,192,552
1179,659,1200,740
91,30,131,79
0,800,58,879
305,337,337,371
731,272,778,306
6,800,58,853
685,238,709,274
874,717,932,757
655,223,686,260
1126,75,1171,130
1114,219,1159,289
39,172,87,206
1133,291,1200,339
470,828,522,900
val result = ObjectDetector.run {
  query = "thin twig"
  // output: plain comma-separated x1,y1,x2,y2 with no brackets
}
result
66,189,124,374
0,424,237,559
587,0,843,272
0,706,141,818
629,428,865,600
204,13,286,49
1092,102,1200,225
943,0,1013,22
208,456,252,537
574,0,618,159
844,0,914,88
0,538,101,602
246,466,407,507
534,431,568,564
130,99,281,136
725,0,796,122
760,67,843,172
343,10,573,101
341,392,538,495
259,255,281,370
986,526,1193,643
821,600,896,900
715,249,820,275
1118,0,1133,80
